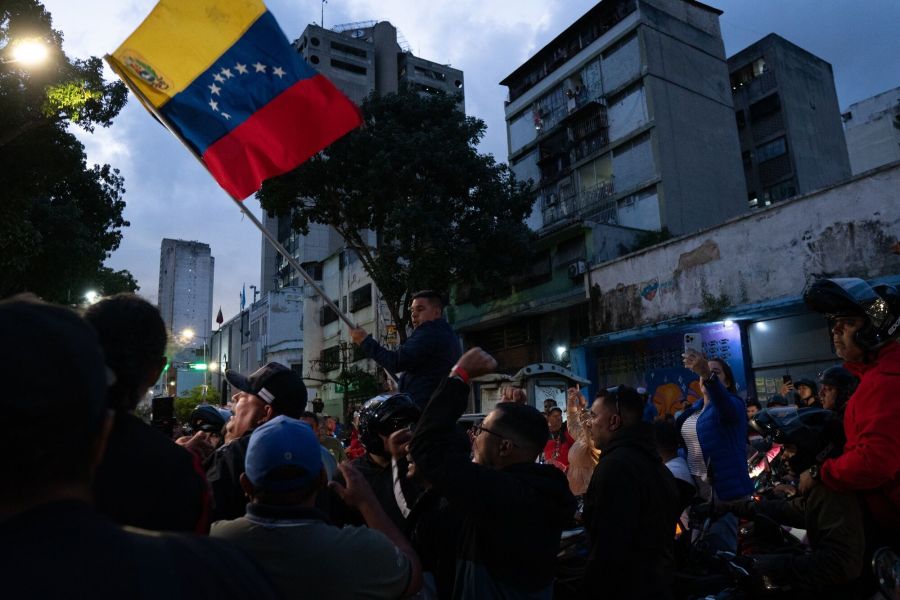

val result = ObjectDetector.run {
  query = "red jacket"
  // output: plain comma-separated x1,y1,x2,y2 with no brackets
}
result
820,342,900,532
543,429,574,472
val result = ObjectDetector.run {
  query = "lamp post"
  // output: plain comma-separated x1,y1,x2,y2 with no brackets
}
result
180,327,209,398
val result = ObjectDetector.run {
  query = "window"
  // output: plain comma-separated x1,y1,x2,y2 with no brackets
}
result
320,305,339,326
762,180,797,204
301,261,323,281
511,250,552,289
756,137,786,163
352,345,367,362
320,345,340,372
413,65,447,81
730,57,767,90
330,41,367,58
554,236,586,270
350,284,372,312
330,59,366,76
749,94,781,120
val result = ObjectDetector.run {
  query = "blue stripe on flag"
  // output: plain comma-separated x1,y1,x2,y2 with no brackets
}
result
160,11,318,155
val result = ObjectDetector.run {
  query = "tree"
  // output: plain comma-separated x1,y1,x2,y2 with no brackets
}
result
0,0,135,302
259,85,534,340
175,387,211,424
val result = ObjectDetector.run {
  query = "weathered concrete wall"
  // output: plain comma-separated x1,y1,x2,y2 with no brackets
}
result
587,163,900,333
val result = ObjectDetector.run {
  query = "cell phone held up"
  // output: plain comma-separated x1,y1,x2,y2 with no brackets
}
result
683,333,703,356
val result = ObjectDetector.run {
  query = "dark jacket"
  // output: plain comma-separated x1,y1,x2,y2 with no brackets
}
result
676,376,754,501
94,411,209,532
582,422,680,600
205,431,253,523
410,378,576,599
361,318,461,408
752,483,865,597
1,500,279,600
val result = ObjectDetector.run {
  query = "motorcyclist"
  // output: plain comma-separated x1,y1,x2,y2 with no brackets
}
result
330,393,423,532
801,278,900,539
817,366,858,416
721,408,865,598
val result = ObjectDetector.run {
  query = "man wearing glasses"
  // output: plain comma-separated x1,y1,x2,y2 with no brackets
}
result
408,348,575,599
583,385,680,599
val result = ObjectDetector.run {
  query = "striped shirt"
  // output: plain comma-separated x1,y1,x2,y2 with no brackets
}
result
682,409,707,481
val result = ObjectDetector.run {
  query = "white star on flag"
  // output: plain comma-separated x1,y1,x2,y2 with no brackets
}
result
221,68,233,79
272,66,286,78
209,99,219,111
253,62,266,73
235,62,248,75
213,73,225,83
222,112,232,120
209,83,221,95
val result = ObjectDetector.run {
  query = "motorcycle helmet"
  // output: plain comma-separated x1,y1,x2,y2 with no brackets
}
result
818,366,858,413
750,408,843,474
358,393,421,457
188,404,231,434
803,278,900,354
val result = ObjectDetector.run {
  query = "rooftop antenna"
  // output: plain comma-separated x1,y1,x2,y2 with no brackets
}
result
321,0,327,29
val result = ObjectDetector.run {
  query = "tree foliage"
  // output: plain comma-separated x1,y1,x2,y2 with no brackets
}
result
0,0,135,302
258,85,534,337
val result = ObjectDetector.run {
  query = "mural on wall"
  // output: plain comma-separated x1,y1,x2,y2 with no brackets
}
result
595,322,746,419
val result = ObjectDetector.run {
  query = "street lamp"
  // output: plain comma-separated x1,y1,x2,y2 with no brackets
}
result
180,327,209,396
84,290,100,305
3,38,49,65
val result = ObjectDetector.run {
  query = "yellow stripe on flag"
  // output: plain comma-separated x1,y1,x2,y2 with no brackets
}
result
110,0,266,108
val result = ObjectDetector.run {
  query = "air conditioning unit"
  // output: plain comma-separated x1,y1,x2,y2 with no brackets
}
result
546,192,559,206
567,260,588,279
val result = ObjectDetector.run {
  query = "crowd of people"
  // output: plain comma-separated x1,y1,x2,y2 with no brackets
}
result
1,276,898,599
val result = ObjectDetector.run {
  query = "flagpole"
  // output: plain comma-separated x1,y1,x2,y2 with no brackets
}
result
105,55,357,330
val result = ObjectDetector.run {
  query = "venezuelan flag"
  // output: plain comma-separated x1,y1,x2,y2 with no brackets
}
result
107,0,362,199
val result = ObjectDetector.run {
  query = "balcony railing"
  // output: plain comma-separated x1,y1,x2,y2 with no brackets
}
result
541,179,616,226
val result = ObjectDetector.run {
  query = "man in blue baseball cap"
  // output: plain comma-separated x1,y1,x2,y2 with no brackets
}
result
211,416,422,599
206,362,337,521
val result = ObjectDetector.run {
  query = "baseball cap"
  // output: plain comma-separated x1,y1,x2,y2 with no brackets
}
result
225,362,307,418
245,416,323,492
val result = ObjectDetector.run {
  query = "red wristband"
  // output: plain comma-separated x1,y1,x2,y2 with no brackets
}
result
450,365,470,385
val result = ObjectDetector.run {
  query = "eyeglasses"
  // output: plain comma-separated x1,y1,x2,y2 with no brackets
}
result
473,423,519,447
473,423,503,438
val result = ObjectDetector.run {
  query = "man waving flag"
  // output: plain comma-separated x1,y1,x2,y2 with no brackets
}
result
107,0,362,199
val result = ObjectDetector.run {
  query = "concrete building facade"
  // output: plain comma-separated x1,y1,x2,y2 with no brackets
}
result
842,86,900,175
299,233,395,418
157,238,214,344
728,34,851,209
451,0,748,375
573,162,899,406
208,287,305,406
502,0,746,235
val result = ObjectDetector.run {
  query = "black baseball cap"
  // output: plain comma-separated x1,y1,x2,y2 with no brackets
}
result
225,362,307,418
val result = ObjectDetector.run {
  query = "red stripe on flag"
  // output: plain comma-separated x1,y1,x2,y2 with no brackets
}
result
203,74,362,199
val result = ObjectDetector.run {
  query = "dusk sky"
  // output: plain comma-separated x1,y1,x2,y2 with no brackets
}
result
41,0,900,325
